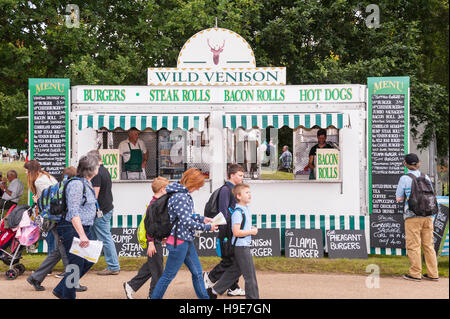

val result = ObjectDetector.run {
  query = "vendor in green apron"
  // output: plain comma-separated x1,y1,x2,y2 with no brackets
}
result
306,128,334,180
119,127,149,180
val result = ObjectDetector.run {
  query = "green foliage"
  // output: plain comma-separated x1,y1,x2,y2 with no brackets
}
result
0,0,448,155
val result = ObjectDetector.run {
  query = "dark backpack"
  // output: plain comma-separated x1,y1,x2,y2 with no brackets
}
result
144,193,179,245
216,207,246,257
204,184,233,218
407,173,438,217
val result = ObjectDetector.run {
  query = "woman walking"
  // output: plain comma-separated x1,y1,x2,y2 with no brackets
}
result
52,154,99,299
25,163,82,291
151,168,218,299
24,160,70,291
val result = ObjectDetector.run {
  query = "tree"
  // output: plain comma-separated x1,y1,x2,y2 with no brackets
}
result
0,0,448,157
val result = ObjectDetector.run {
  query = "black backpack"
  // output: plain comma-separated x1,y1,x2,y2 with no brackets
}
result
204,184,233,218
217,207,247,257
407,173,439,217
144,193,179,246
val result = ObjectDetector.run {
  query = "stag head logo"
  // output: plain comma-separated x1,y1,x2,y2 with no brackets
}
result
207,39,225,65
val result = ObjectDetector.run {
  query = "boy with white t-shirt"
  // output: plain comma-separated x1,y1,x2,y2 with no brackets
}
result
207,183,260,299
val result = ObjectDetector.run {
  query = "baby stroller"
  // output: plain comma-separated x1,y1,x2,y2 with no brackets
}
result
0,203,40,280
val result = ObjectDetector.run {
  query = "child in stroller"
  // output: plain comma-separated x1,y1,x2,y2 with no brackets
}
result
0,204,40,280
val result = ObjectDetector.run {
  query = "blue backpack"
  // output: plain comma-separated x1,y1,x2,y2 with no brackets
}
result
36,176,87,223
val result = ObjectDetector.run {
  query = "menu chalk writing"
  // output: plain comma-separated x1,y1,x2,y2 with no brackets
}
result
326,230,368,259
370,213,405,249
111,228,144,257
371,94,405,215
32,95,67,180
433,205,449,254
250,228,281,257
285,229,324,258
194,231,219,257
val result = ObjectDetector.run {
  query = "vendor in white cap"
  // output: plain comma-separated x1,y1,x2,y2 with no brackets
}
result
119,127,148,180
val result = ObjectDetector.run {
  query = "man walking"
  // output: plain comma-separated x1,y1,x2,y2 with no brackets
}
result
88,150,120,275
396,153,439,281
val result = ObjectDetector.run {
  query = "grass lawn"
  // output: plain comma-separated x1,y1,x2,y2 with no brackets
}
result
1,253,448,278
0,160,28,205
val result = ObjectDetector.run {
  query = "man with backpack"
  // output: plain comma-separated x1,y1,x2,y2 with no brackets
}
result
203,164,246,296
395,153,439,282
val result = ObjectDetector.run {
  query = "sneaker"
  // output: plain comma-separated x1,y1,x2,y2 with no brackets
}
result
227,287,245,296
203,271,213,288
123,282,135,299
97,269,120,276
26,276,45,291
206,287,217,299
76,285,88,292
55,272,66,278
402,274,421,282
422,274,439,281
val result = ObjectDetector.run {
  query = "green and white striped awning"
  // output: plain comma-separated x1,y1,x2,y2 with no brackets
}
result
222,113,349,130
78,114,207,131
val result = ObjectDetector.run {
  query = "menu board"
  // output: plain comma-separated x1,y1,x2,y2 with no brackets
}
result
370,93,405,214
326,230,368,259
285,229,324,258
367,77,410,249
369,213,405,249
29,79,70,181
433,205,449,254
368,77,409,216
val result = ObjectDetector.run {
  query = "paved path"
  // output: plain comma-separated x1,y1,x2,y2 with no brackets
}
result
0,270,448,299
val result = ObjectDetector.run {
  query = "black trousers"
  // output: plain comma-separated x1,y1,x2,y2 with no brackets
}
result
128,241,164,297
208,238,239,290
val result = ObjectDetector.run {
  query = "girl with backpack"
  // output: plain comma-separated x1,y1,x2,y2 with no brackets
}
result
25,164,81,291
151,168,218,299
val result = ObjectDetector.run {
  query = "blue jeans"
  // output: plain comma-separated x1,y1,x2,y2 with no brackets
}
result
53,220,94,299
151,241,209,299
91,210,120,271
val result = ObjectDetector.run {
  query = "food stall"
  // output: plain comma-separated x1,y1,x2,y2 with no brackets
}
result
30,28,434,257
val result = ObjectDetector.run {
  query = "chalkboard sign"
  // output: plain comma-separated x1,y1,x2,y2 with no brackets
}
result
111,228,168,257
111,228,145,257
285,229,324,258
194,228,281,257
368,77,410,216
433,205,449,254
194,230,219,257
326,230,368,259
29,79,70,181
250,228,281,257
370,213,406,249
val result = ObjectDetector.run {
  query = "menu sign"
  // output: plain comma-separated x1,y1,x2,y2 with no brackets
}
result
433,205,449,255
369,213,406,249
368,77,409,217
29,79,70,181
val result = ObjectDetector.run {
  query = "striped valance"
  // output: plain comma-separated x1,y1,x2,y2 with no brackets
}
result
78,114,207,131
223,113,349,130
